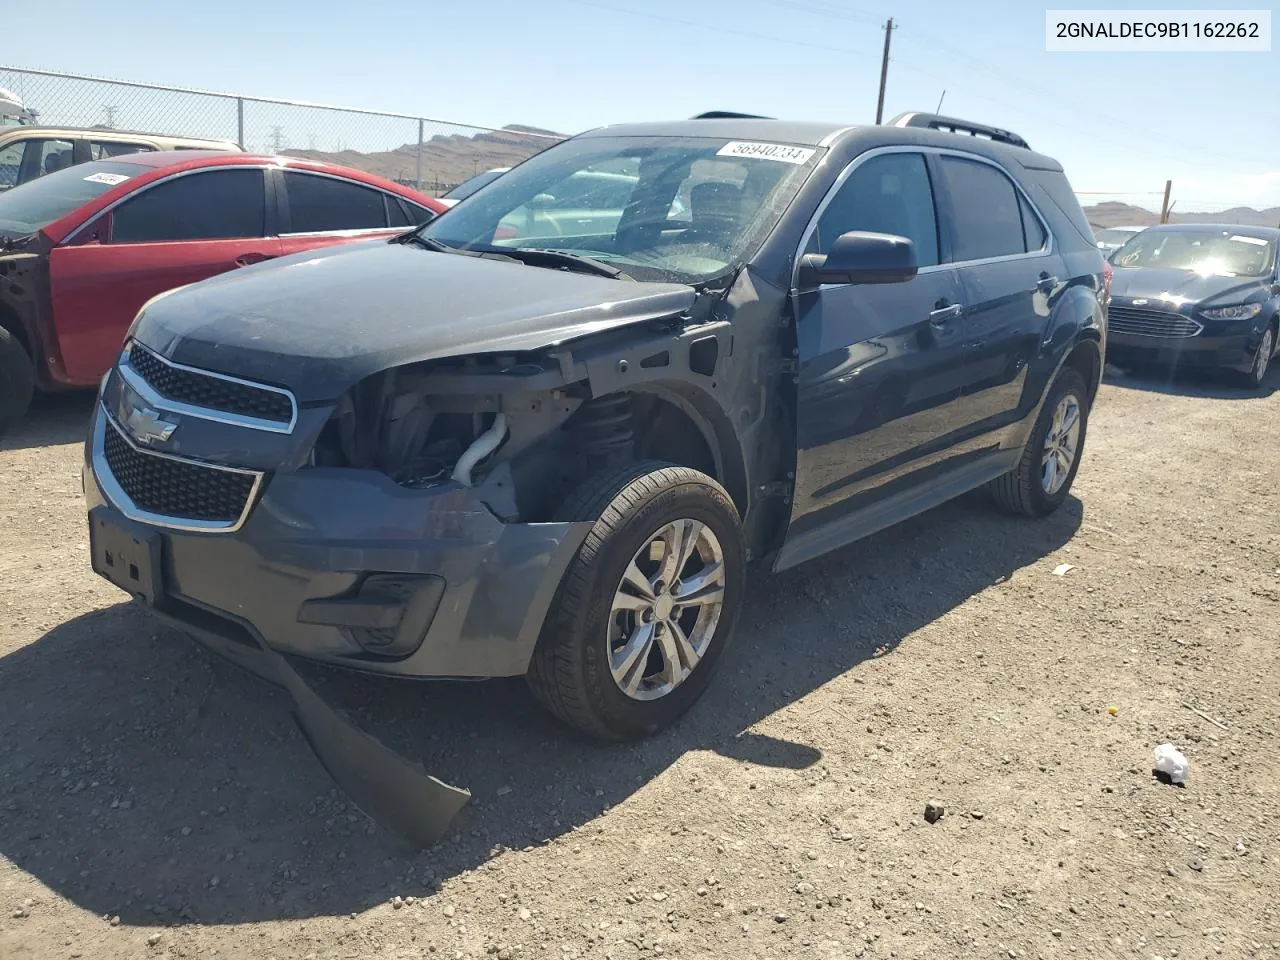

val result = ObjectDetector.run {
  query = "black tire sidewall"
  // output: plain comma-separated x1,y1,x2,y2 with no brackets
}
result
1249,326,1274,386
558,473,746,739
1024,368,1089,514
0,329,35,436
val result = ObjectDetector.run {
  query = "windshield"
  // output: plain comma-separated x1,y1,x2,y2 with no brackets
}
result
1111,229,1275,278
0,158,145,237
419,135,822,284
443,169,506,202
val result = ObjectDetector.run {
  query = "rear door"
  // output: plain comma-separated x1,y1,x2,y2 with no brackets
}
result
780,149,969,566
933,152,1064,440
276,169,408,257
47,166,279,383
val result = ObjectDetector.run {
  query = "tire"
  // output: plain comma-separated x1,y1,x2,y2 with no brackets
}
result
0,326,35,437
1242,322,1275,388
527,460,746,741
988,367,1090,517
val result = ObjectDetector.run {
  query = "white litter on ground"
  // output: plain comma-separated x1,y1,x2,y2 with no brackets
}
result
1153,744,1189,785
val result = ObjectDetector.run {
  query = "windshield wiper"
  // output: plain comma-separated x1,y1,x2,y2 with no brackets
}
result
0,233,34,253
390,230,447,250
483,247,634,281
391,232,522,264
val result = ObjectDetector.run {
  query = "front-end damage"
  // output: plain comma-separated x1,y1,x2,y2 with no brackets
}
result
88,280,784,846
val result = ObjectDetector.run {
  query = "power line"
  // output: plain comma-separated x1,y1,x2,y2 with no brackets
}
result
562,0,954,98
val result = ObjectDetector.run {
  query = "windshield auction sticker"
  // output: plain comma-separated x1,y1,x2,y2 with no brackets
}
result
1047,10,1271,51
83,172,131,185
717,142,816,165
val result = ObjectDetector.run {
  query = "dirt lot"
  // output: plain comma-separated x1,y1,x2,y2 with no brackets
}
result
1,369,1278,960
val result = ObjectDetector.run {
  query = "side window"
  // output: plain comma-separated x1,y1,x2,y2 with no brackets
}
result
90,141,155,160
386,195,412,228
1019,193,1047,251
809,152,940,267
937,156,1025,261
28,138,76,180
0,142,22,189
283,171,387,233
111,169,266,243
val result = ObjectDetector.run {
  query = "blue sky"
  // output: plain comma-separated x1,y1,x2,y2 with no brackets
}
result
6,0,1279,211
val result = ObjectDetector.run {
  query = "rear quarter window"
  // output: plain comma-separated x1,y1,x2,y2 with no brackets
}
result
1028,169,1095,247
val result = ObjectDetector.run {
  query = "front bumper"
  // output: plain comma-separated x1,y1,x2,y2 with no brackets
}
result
1107,323,1264,373
84,401,591,679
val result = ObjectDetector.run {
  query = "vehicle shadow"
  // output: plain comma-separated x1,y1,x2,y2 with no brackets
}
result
1103,359,1278,400
0,391,96,452
0,492,1082,927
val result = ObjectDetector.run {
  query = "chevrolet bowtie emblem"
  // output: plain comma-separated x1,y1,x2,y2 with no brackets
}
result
124,405,178,445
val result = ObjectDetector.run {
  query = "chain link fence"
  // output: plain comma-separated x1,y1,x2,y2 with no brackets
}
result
0,66,565,195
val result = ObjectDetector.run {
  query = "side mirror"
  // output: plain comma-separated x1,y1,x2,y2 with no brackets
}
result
529,193,556,208
798,231,918,287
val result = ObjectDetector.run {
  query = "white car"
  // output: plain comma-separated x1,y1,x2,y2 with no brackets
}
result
0,87,34,126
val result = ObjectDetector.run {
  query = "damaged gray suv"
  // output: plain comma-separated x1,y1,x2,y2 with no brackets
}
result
85,112,1105,793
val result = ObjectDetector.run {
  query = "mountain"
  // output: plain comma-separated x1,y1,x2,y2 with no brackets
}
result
1085,200,1280,229
283,124,564,194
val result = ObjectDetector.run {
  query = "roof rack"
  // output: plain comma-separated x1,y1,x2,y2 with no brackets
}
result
691,111,774,120
887,112,1030,149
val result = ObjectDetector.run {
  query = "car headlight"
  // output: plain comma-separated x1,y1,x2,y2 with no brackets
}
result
1200,303,1262,321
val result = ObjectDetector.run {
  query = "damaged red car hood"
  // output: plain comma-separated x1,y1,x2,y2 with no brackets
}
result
130,240,697,402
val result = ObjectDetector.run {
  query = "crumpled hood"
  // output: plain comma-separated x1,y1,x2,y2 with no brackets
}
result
1110,267,1268,308
132,240,696,402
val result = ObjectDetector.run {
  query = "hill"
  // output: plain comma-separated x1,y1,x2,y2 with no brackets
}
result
284,124,563,194
1085,200,1280,229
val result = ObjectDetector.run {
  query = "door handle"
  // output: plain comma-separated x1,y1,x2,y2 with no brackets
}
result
929,302,963,326
235,252,275,267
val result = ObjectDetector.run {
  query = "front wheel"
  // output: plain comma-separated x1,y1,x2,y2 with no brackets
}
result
0,326,35,437
1243,324,1275,388
989,367,1090,517
526,461,746,741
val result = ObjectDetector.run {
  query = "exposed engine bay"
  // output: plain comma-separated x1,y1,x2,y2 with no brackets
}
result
308,322,737,526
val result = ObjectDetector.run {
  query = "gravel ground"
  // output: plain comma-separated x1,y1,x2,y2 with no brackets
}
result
1,368,1278,960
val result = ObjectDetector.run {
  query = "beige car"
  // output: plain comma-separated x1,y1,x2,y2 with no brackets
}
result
0,127,241,191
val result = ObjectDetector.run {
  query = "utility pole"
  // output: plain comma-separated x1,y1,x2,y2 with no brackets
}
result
875,17,895,124
1159,180,1173,224
103,104,118,128
270,125,285,153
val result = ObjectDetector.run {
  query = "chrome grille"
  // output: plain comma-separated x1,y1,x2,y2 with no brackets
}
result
125,343,295,428
1108,305,1203,339
98,411,262,530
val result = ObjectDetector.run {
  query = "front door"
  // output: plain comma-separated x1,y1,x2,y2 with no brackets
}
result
48,167,279,384
781,150,971,567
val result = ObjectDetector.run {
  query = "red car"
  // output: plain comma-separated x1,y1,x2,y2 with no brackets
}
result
0,151,446,432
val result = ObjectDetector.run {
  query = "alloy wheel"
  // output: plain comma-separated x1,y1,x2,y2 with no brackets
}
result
607,519,726,701
1041,393,1082,495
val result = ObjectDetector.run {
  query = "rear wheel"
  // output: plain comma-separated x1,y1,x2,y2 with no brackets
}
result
0,326,35,437
527,461,746,741
989,367,1089,517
